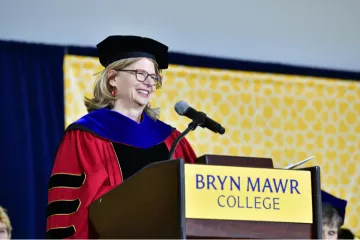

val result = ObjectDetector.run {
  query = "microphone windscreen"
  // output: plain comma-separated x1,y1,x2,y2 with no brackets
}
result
175,101,189,115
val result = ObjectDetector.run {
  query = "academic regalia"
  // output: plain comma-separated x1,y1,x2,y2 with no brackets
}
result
46,35,197,239
46,109,197,239
339,228,358,240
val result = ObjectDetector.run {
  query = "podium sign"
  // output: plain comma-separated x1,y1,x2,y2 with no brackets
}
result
184,164,313,223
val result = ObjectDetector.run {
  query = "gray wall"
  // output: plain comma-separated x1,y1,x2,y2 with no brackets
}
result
1,0,359,71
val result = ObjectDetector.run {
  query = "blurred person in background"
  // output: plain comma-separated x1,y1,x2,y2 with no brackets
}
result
322,190,347,240
46,35,197,239
0,206,12,239
322,202,343,239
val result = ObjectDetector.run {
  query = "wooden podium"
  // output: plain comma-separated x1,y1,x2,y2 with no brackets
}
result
89,155,322,239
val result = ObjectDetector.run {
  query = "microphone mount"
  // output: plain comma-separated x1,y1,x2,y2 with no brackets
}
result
168,114,207,160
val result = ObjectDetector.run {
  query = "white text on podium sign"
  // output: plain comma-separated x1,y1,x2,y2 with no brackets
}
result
184,164,313,223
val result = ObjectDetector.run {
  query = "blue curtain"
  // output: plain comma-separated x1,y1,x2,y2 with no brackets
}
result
0,40,65,239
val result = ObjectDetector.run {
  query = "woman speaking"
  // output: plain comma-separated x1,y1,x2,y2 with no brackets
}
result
46,35,197,239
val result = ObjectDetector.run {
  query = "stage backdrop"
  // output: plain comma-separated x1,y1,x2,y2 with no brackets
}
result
64,54,360,234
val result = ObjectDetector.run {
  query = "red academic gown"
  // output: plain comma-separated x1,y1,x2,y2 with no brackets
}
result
46,109,197,239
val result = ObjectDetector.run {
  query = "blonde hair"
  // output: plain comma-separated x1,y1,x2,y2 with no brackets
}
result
84,57,161,120
0,206,12,238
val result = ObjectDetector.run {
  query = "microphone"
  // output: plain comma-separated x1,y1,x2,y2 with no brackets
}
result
175,101,225,135
168,101,226,160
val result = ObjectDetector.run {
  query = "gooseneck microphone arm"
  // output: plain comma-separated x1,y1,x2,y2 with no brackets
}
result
168,122,197,160
168,101,226,160
168,111,207,160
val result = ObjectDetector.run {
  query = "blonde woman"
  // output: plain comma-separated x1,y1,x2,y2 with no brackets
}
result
46,36,197,239
0,206,12,239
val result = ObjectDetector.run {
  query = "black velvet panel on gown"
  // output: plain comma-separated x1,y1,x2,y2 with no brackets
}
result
111,142,170,180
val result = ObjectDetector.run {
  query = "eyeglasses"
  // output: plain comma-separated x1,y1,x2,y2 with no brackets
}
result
116,69,163,89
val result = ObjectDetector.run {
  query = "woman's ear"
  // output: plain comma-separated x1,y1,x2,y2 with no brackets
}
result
108,70,117,87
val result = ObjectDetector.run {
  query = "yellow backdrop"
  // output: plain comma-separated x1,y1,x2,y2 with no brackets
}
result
64,55,360,234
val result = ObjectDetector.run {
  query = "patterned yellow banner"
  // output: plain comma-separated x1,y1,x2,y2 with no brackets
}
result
64,54,360,234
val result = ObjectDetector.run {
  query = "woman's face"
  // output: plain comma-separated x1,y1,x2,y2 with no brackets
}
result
109,58,158,108
322,224,338,240
0,222,9,239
